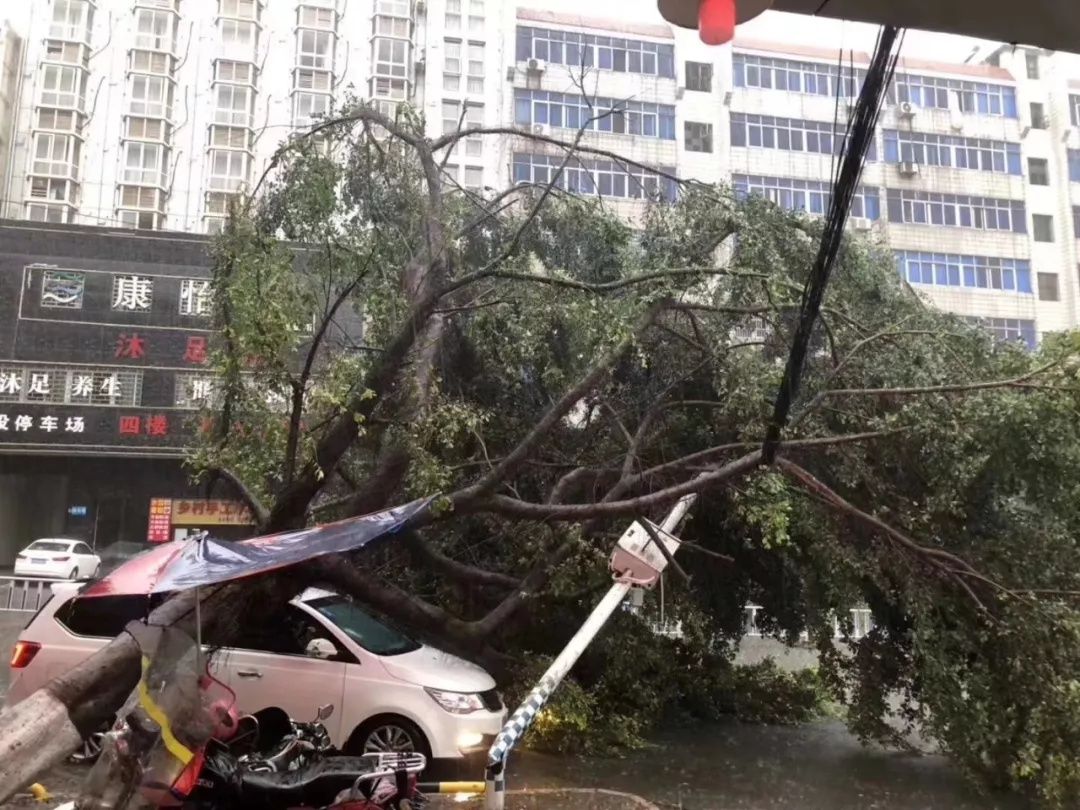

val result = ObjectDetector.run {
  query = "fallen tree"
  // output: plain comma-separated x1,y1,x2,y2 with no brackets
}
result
3,88,1080,805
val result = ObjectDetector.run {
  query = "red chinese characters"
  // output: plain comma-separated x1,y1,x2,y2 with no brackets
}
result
145,414,168,436
114,333,147,359
183,336,208,364
118,415,141,435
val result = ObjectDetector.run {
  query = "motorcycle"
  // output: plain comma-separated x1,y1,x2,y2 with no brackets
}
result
60,623,426,810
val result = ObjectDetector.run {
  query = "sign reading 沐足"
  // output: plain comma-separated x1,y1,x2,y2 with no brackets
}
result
170,499,255,527
147,498,173,543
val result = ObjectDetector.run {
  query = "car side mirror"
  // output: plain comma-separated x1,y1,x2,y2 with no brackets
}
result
305,637,337,660
316,703,334,721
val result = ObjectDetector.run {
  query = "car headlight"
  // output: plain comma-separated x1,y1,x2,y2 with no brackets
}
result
425,688,485,714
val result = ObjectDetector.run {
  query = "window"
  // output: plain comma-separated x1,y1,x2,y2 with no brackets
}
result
55,595,165,638
295,69,331,91
36,109,78,132
375,0,411,16
49,0,90,41
218,0,257,20
205,191,240,216
466,42,484,94
372,77,407,101
886,71,1017,117
218,604,342,657
298,29,333,69
515,26,676,79
730,113,876,160
467,0,484,33
134,8,174,52
294,91,330,125
514,89,676,140
1028,158,1049,185
129,74,170,118
40,65,84,109
374,15,409,37
512,153,678,203
299,4,335,28
445,0,461,30
208,149,249,191
885,189,1025,232
45,40,87,66
308,595,420,656
26,203,70,223
214,84,251,126
442,101,483,155
215,60,254,84
734,53,865,97
882,130,1021,175
209,126,250,149
221,19,257,49
119,185,162,210
122,142,165,186
373,37,408,78
1030,102,1047,129
1033,214,1054,242
29,177,76,204
179,279,211,316
443,39,461,91
1074,206,1080,239
894,251,1032,293
1071,94,1080,127
1068,150,1080,183
464,166,483,192
174,373,216,407
32,132,80,178
685,61,712,93
111,274,154,310
41,270,85,309
117,210,160,230
684,121,713,153
131,50,171,75
733,175,881,221
1025,51,1040,80
1037,272,1060,301
967,317,1037,349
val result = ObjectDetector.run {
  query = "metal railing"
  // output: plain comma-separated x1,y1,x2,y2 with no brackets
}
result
0,577,59,612
743,604,875,641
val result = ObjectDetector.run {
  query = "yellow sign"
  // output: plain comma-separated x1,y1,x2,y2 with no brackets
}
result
170,499,254,527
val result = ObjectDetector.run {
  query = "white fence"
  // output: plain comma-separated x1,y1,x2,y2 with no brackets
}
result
742,604,875,641
0,577,59,612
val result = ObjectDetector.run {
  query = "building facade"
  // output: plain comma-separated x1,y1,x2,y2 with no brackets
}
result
0,220,216,562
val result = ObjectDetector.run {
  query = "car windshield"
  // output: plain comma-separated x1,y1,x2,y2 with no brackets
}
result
307,596,421,656
28,541,71,553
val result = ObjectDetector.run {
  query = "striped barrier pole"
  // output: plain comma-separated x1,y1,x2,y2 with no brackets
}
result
483,492,698,810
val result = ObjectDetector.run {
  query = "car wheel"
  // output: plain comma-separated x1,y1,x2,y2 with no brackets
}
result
69,726,108,764
68,567,79,581
347,717,430,759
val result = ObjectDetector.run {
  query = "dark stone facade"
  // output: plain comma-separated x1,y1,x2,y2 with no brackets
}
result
0,220,216,560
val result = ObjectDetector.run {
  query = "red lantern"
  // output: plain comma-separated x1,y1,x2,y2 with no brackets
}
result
657,0,774,45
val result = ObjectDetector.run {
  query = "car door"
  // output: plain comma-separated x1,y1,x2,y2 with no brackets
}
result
212,603,348,742
73,543,97,576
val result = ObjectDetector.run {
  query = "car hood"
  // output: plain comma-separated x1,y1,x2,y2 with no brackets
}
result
380,646,496,692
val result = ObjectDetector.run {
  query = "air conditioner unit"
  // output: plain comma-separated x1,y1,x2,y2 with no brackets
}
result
532,123,548,136
505,66,515,81
898,101,917,119
415,0,426,11
850,216,872,231
675,87,685,100
414,56,426,72
898,160,921,177
527,58,546,73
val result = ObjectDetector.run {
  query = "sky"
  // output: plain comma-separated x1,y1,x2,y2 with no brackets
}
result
3,1,1076,72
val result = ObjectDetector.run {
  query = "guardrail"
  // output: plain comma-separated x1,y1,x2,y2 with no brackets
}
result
0,576,61,612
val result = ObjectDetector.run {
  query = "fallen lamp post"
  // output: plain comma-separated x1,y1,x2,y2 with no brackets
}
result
483,492,697,809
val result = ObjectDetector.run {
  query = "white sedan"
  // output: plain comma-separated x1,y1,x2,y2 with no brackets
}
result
13,539,101,580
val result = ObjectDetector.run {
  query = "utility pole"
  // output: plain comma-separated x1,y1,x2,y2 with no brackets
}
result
483,492,697,809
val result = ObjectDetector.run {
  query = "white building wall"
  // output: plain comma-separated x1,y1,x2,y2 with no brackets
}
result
0,22,24,216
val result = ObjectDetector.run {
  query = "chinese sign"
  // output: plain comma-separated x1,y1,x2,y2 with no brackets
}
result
179,279,211,316
41,270,85,309
170,499,255,527
111,275,153,312
147,498,173,543
0,413,85,433
0,405,184,455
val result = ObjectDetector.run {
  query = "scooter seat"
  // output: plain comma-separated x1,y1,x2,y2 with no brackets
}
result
239,756,378,808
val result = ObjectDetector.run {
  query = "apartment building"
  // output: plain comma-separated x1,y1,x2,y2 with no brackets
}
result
2,2,1080,341
0,22,23,207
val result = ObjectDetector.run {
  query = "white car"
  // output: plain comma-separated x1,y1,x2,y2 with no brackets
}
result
13,539,101,580
5,584,505,777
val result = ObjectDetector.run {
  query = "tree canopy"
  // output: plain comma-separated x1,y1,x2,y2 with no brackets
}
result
177,103,1080,806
